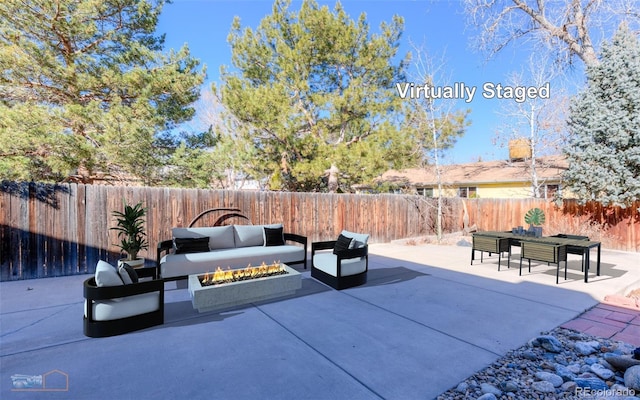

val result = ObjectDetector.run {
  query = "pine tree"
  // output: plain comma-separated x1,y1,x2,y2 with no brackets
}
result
218,0,422,192
0,0,205,183
563,24,640,207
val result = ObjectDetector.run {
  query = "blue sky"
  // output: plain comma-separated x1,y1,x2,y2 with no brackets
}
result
156,0,572,164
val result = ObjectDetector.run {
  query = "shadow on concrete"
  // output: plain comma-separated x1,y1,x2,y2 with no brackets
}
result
364,266,430,287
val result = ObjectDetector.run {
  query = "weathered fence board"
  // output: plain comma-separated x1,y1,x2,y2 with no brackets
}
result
0,181,638,280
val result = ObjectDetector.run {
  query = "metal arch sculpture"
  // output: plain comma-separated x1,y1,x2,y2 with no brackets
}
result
188,208,252,228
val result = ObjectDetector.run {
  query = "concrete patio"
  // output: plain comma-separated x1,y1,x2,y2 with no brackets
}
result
1,241,639,400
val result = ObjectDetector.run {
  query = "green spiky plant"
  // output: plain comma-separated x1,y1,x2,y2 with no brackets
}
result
524,207,546,226
111,200,149,261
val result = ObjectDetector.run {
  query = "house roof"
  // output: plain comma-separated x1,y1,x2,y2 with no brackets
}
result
377,155,568,187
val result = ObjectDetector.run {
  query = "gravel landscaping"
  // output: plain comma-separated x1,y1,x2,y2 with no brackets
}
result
436,327,640,399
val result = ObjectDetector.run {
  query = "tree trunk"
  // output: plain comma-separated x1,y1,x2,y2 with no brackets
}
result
326,164,339,193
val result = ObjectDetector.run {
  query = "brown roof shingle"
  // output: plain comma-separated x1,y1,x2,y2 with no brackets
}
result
378,155,568,186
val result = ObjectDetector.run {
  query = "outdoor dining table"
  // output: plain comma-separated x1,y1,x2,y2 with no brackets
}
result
472,231,601,283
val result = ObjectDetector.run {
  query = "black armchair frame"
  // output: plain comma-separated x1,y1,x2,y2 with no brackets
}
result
84,268,164,337
311,240,368,290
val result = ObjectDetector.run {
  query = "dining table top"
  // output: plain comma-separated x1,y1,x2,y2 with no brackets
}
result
473,231,601,249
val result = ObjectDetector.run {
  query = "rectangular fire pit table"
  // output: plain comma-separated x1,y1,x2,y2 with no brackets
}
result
187,264,302,313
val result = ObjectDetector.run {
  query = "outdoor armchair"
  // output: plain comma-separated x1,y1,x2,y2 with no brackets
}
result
84,261,164,337
311,230,369,290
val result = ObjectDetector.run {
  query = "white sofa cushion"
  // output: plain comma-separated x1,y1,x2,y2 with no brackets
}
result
341,230,369,249
85,292,160,321
172,226,235,250
313,253,367,277
233,225,265,247
95,260,123,287
160,244,304,279
233,224,284,248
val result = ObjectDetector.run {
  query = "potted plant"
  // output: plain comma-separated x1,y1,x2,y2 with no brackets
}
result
111,200,149,268
524,207,545,237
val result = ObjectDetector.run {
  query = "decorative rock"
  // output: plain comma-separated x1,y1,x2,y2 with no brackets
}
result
590,363,615,380
624,365,640,391
567,363,582,374
584,356,599,365
576,342,597,355
573,377,609,391
560,381,577,392
535,371,563,387
611,383,630,393
480,383,502,396
540,360,556,370
536,335,563,353
531,380,556,393
554,355,568,365
604,353,640,371
455,382,468,393
616,343,636,355
580,364,592,373
498,380,519,393
436,327,639,400
599,358,615,371
555,364,577,382
584,340,602,350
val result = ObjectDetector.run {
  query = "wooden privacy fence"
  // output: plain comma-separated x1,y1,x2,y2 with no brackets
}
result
461,198,640,253
1,181,638,280
0,182,442,280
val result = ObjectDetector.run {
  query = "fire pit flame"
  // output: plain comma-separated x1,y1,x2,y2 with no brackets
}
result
199,261,287,286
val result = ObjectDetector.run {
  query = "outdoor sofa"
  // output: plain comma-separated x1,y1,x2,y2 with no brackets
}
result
157,224,307,280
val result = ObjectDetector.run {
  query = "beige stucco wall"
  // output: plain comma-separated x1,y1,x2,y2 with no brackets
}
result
425,181,562,199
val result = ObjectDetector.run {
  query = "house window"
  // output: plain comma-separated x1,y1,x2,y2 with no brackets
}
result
545,184,559,198
458,187,477,198
417,187,433,197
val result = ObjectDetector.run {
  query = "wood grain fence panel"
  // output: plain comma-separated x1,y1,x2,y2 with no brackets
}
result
76,184,87,274
2,182,639,280
9,185,23,279
0,185,9,280
64,184,76,275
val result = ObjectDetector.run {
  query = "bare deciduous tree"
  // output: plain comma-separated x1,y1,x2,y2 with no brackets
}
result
464,0,640,68
403,40,469,240
493,55,570,197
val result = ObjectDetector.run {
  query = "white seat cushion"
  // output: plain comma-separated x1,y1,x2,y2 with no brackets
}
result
233,225,266,247
313,253,367,277
160,245,305,278
85,292,160,321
